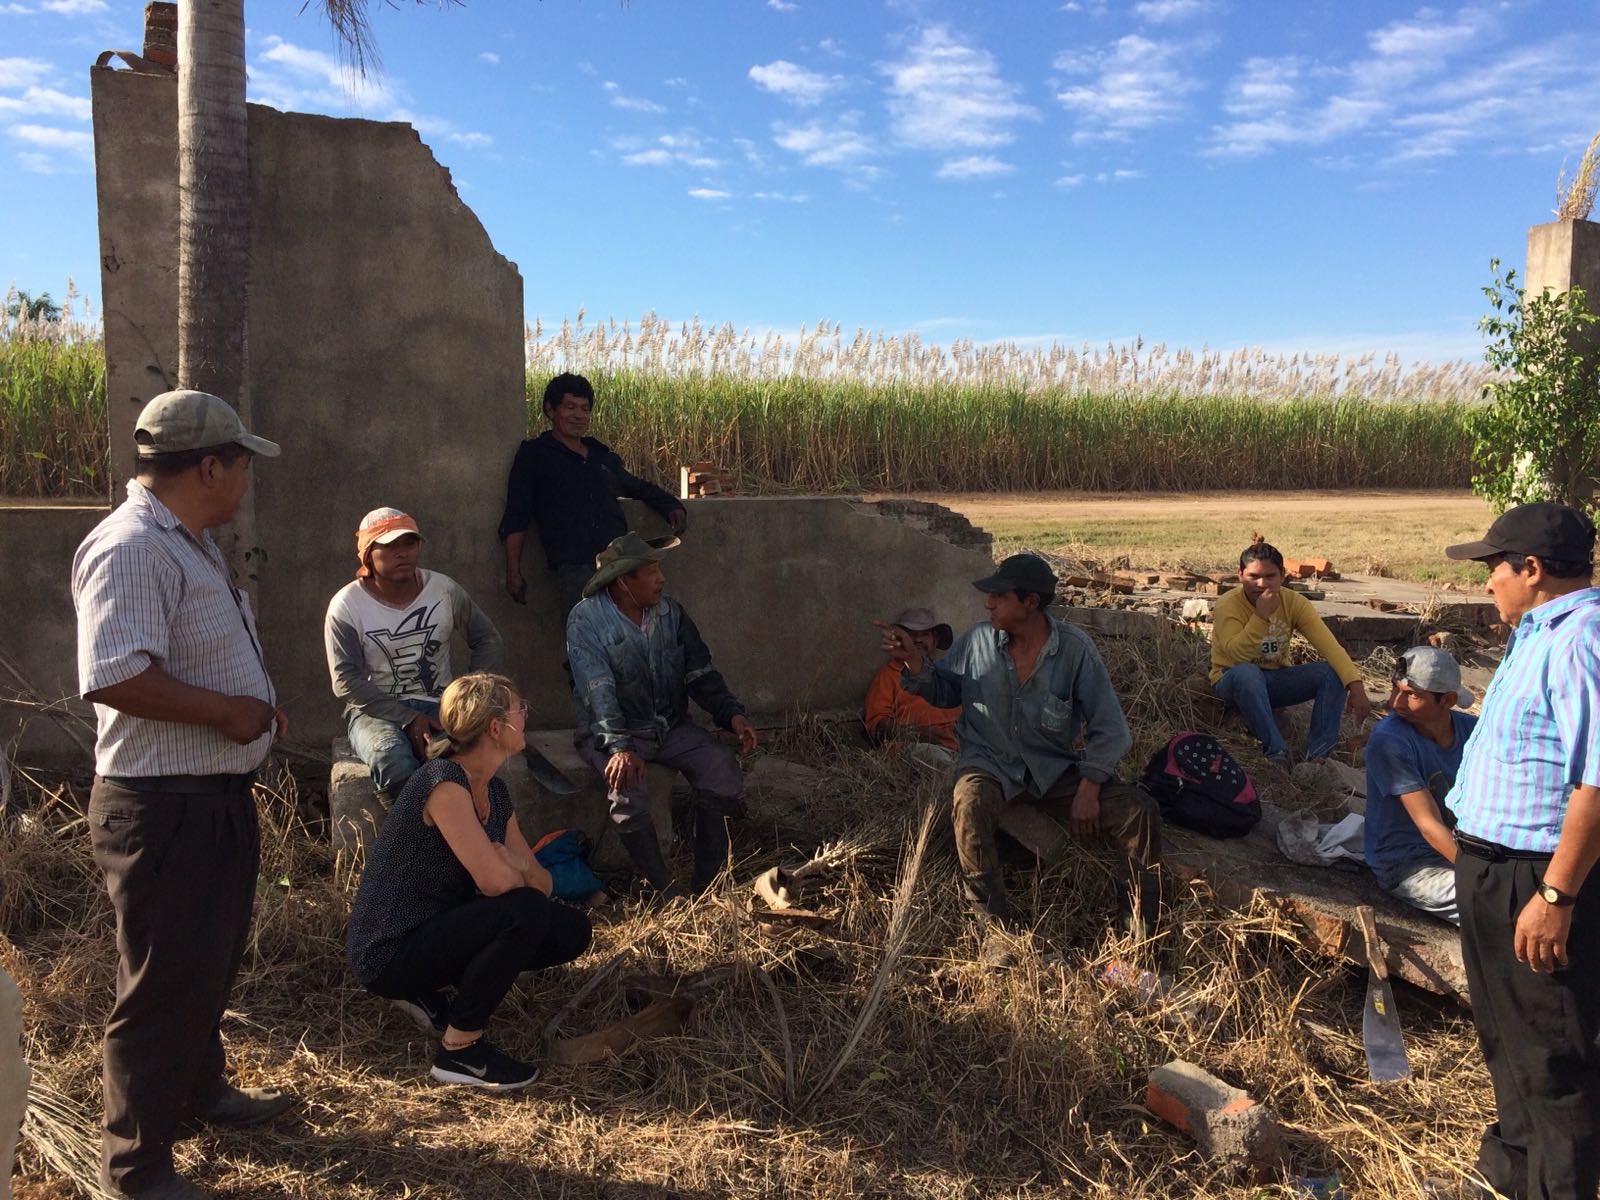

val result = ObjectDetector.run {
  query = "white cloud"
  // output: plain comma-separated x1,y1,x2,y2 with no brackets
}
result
768,0,798,10
1055,173,1084,187
39,0,107,13
602,80,666,114
663,76,690,88
1200,6,1591,163
9,123,91,151
254,35,396,110
748,60,842,106
18,149,70,172
882,26,1037,150
752,190,808,202
247,37,492,151
617,132,720,169
478,51,500,65
937,154,1013,179
0,85,90,120
1054,33,1202,140
772,115,874,166
1223,56,1300,117
1133,0,1211,22
687,187,730,199
733,136,766,168
0,57,53,90
1095,168,1143,182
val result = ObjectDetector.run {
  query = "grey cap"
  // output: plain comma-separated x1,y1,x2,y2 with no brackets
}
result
893,607,953,651
134,389,281,458
1394,645,1474,708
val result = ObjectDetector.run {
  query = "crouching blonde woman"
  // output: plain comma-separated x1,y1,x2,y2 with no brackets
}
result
346,673,592,1090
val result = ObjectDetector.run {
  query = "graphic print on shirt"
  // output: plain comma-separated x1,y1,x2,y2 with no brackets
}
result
365,603,444,696
1255,615,1290,660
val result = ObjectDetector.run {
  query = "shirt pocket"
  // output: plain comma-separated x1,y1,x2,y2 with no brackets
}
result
1039,695,1073,734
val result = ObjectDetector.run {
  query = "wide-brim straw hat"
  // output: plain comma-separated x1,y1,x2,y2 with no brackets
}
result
582,530,681,598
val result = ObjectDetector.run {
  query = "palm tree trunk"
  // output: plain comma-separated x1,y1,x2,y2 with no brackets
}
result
177,0,248,401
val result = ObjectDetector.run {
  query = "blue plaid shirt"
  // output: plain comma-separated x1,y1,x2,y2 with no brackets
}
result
1444,587,1600,853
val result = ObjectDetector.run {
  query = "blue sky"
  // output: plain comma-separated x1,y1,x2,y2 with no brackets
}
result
3,0,1599,364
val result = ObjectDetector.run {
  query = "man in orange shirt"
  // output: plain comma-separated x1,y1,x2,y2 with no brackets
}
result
865,608,961,755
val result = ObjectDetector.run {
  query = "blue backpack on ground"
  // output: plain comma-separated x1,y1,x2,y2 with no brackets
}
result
1140,731,1261,839
532,828,606,901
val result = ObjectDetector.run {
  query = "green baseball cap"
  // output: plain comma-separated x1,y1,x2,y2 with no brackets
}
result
133,389,281,457
582,530,681,598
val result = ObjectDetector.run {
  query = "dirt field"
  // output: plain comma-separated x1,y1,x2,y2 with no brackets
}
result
897,490,1496,586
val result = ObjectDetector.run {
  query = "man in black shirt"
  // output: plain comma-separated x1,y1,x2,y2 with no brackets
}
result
499,373,687,617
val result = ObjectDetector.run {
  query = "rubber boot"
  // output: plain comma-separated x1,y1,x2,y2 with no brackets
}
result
618,821,681,902
1121,867,1162,943
690,808,730,893
963,869,1018,970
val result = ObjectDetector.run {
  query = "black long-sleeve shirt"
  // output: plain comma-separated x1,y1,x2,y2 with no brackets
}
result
497,431,684,569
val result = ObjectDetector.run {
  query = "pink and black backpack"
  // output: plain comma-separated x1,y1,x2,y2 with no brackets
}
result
1140,731,1260,838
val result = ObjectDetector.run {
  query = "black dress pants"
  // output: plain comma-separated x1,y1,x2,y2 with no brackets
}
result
89,777,259,1194
1457,850,1600,1200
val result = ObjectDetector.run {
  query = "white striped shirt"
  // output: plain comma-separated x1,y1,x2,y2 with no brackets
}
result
72,480,276,777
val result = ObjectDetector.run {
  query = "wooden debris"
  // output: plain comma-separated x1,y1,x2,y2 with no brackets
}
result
548,997,695,1066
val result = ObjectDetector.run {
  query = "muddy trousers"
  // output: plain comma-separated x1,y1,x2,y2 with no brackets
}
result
951,770,1162,908
1457,848,1600,1200
88,776,260,1195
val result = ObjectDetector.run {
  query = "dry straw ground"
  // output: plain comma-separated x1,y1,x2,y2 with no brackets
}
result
4,632,1495,1199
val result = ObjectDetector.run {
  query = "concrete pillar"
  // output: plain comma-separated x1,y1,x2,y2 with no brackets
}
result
1,965,27,1200
1526,218,1600,356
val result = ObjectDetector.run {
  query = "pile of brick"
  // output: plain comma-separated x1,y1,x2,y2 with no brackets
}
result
679,461,736,499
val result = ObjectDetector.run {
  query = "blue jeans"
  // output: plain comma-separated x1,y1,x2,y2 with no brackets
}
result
1387,862,1459,926
347,697,440,798
1213,661,1346,761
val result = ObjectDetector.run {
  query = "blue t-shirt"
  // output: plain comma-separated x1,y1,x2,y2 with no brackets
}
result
1362,710,1477,890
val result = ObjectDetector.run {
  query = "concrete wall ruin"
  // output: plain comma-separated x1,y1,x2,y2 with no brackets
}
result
1,66,995,763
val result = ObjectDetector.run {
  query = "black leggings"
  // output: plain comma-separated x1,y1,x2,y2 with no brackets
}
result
368,887,592,1032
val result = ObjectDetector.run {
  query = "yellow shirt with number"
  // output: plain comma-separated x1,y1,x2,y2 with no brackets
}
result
1208,585,1361,686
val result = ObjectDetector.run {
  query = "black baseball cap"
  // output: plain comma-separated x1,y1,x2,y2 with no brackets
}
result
974,553,1058,595
1444,501,1596,563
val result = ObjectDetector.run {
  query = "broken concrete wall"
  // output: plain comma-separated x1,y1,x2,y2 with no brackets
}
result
0,505,106,760
59,67,999,758
494,495,995,726
90,66,524,750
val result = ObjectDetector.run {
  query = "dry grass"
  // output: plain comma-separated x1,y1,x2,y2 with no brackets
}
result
1555,128,1600,221
4,634,1494,1198
943,490,1497,587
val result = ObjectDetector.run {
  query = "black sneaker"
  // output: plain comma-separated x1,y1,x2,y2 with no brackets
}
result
391,989,450,1034
430,1039,539,1091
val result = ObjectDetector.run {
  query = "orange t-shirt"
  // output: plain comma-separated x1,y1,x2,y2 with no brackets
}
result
863,660,961,750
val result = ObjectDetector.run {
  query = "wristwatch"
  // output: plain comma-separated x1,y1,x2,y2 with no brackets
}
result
1537,881,1578,907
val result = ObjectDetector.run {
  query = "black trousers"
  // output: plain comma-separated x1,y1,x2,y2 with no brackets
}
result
89,777,259,1194
1457,850,1600,1200
369,888,592,1033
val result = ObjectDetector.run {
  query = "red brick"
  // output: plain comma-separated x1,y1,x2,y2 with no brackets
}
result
1146,1060,1280,1166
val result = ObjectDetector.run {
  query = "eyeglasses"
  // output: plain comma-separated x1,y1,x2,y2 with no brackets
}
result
506,701,528,719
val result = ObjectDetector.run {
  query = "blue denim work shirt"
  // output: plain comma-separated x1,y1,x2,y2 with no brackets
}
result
903,616,1132,800
1444,586,1600,853
566,591,743,755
